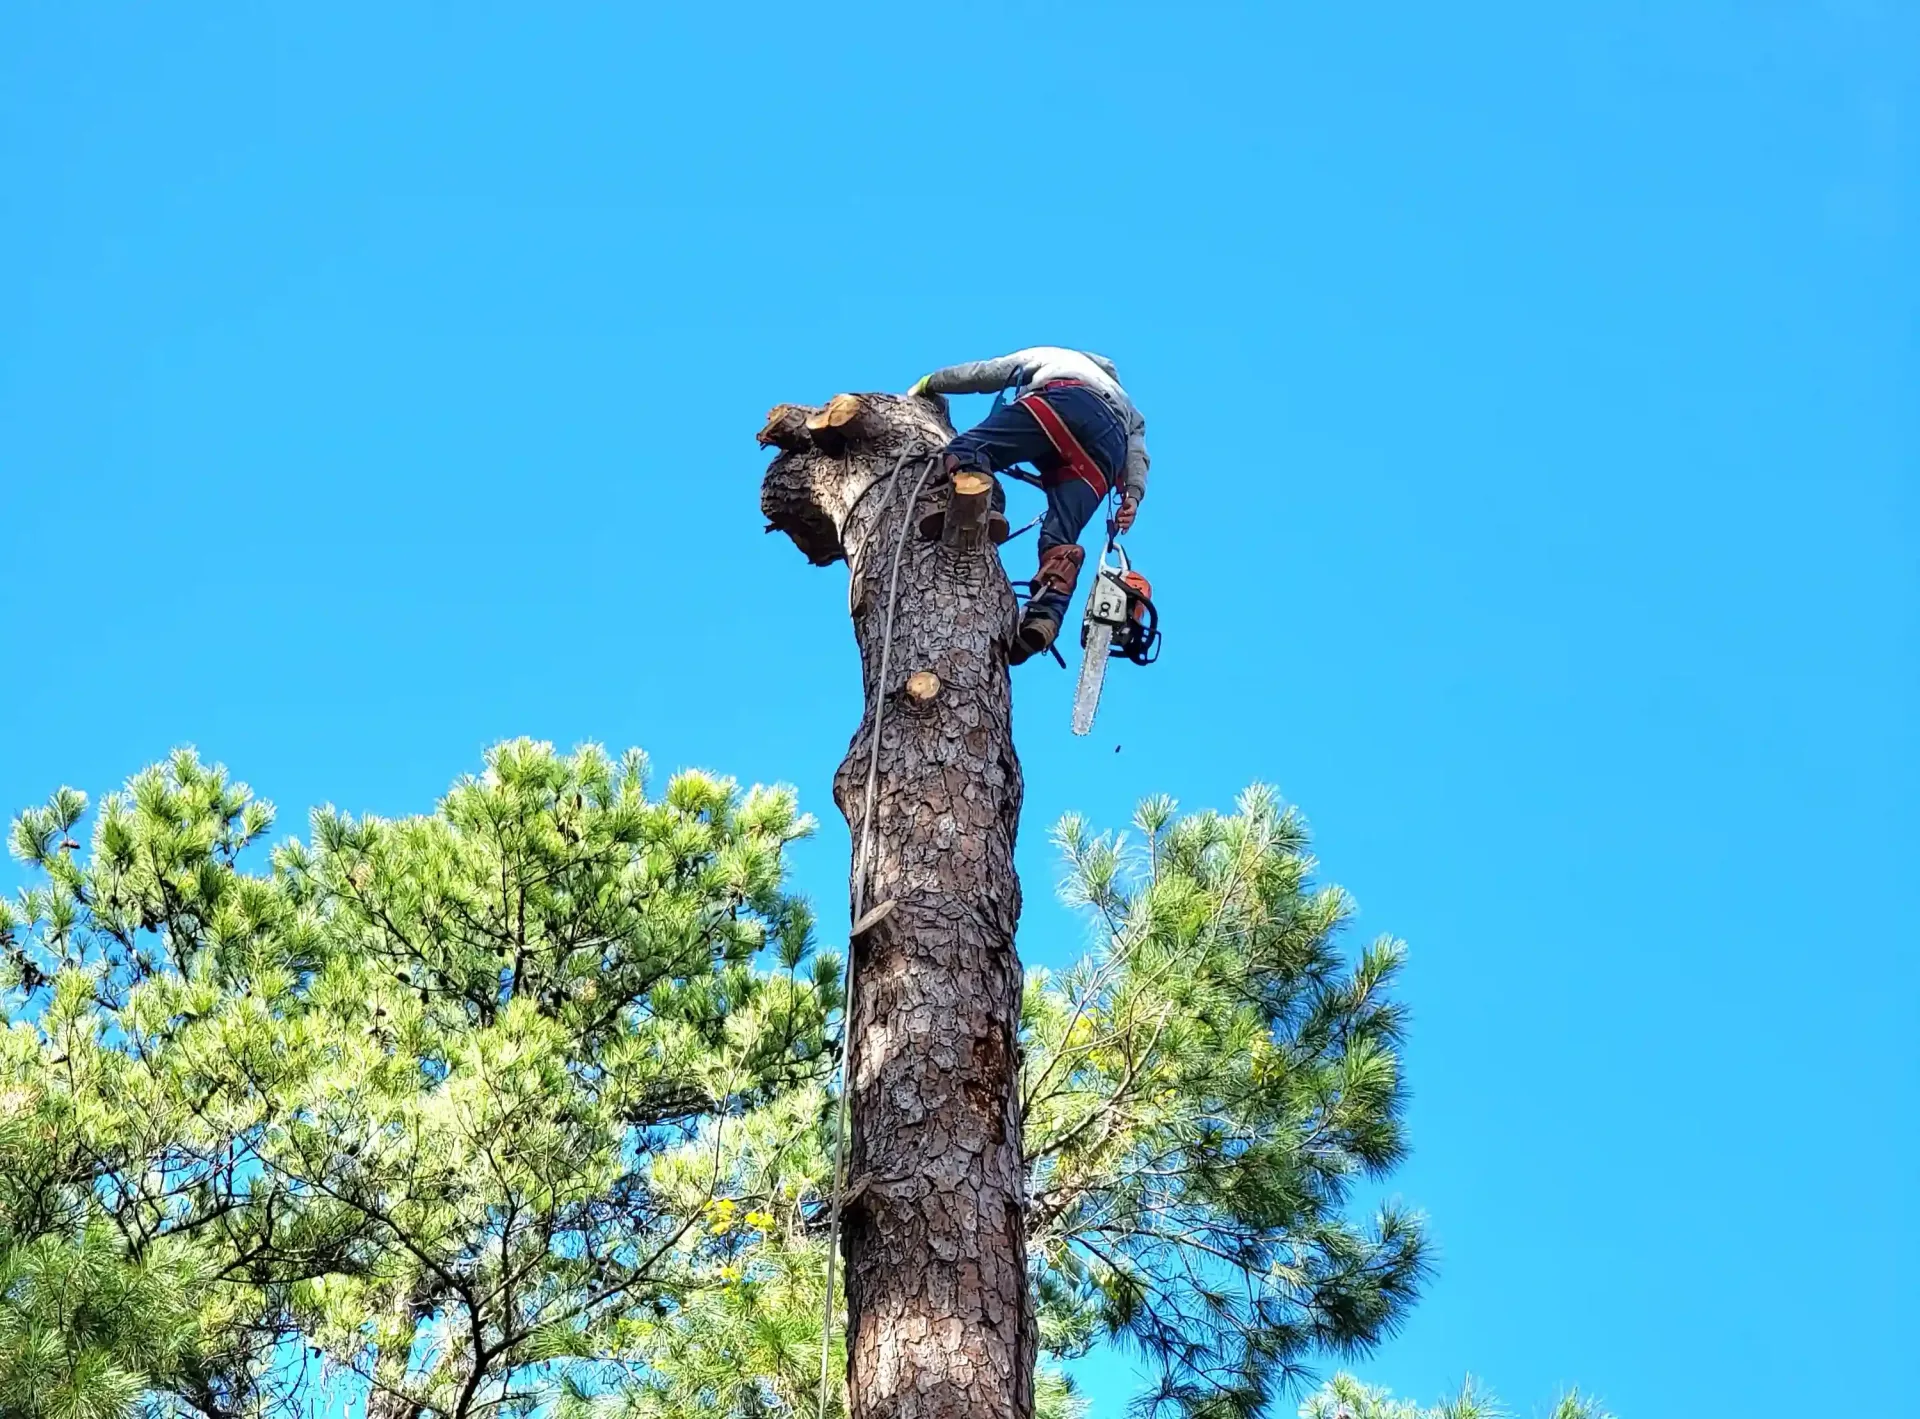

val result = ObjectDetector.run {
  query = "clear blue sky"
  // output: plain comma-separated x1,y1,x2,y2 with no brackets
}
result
3,4,1914,1415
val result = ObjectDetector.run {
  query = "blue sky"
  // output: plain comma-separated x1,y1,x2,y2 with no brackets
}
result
3,3,1914,1415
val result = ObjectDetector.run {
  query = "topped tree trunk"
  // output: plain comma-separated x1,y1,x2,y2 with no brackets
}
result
759,392,1035,1419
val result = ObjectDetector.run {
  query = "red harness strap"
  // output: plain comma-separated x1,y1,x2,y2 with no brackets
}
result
1015,381,1111,498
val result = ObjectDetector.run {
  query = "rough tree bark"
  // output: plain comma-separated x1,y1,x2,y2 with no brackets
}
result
759,392,1035,1419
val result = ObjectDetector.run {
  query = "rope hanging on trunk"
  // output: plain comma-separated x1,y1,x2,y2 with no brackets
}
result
818,443,940,1419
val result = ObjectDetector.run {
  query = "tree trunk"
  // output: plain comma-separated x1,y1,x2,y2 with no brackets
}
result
760,392,1035,1419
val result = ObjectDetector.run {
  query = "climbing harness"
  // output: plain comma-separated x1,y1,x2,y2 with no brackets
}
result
817,442,940,1419
1004,509,1045,541
1016,380,1114,499
983,368,1050,495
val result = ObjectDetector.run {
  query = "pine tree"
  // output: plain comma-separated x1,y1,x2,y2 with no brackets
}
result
2,761,300,1419
3,742,836,1419
1298,1373,1612,1419
1022,789,1427,1415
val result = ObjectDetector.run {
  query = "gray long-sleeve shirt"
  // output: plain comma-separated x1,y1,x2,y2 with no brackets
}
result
922,346,1151,501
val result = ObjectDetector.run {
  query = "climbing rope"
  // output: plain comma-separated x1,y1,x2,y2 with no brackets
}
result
817,442,941,1419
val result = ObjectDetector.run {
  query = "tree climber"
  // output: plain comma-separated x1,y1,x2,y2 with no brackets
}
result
909,346,1150,664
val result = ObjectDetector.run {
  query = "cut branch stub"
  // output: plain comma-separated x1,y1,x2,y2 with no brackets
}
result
902,669,942,710
940,472,994,554
805,393,871,454
758,403,815,452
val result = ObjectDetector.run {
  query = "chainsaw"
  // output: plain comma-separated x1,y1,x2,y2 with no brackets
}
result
1071,538,1159,735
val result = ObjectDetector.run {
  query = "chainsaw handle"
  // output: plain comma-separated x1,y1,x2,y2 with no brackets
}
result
1114,589,1159,664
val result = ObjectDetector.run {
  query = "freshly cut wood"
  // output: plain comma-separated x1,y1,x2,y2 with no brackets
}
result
758,403,815,452
941,472,994,553
903,669,942,706
822,392,866,428
806,393,870,452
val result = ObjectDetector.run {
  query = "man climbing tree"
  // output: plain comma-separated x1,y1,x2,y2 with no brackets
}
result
907,347,1151,663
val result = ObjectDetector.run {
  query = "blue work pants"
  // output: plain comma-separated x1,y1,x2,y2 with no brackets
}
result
943,384,1124,623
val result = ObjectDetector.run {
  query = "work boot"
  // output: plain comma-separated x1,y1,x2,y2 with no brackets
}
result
1007,610,1061,666
1033,543,1085,599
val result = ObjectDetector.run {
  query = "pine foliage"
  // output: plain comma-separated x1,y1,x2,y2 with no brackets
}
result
1299,1373,1613,1419
2,747,1601,1419
0,1220,205,1419
1023,790,1426,1416
3,742,831,1419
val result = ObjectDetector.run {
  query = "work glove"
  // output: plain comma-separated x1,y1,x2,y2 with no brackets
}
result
907,374,932,397
1113,493,1140,533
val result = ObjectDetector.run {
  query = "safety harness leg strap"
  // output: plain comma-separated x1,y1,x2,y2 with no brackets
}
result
1016,385,1112,498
